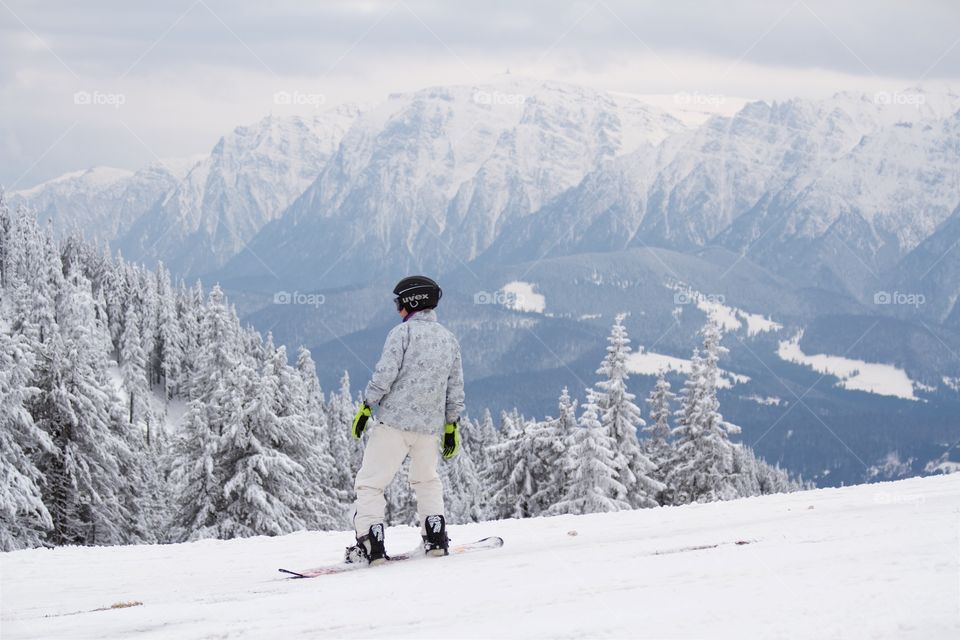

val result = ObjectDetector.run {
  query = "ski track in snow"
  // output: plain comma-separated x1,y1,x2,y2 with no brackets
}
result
3,475,957,639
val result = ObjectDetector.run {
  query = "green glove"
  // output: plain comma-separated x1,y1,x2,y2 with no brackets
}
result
442,422,460,459
352,402,372,439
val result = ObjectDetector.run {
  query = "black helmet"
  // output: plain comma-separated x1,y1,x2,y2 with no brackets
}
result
393,275,442,312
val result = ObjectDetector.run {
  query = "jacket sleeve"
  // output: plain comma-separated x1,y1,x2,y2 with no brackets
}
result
445,341,465,424
364,324,407,406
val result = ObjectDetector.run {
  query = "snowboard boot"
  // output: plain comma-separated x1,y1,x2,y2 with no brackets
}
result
344,523,389,565
422,515,449,556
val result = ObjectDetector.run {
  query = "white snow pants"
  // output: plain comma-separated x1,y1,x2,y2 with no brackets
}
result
353,422,444,536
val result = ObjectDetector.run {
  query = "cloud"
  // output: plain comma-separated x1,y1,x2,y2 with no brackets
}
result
2,0,958,186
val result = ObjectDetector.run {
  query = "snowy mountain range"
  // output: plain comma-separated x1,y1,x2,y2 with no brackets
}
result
7,79,960,486
224,80,688,286
117,106,362,276
8,161,196,247
11,106,362,275
14,81,958,307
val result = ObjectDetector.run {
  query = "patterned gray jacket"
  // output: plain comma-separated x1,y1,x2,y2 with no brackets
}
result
363,309,465,434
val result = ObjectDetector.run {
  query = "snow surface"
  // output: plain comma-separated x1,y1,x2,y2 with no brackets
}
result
624,350,750,389
12,167,133,198
2,475,957,639
673,285,782,337
501,281,546,314
925,454,960,476
106,361,188,436
695,298,782,337
609,92,752,127
695,295,742,333
777,332,918,401
737,308,783,337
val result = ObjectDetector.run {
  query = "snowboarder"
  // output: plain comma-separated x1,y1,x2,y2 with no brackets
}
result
345,275,465,565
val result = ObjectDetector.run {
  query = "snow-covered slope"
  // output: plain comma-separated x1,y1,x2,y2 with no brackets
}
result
892,203,960,330
777,331,920,400
118,106,361,275
3,475,956,639
223,79,688,287
8,162,193,245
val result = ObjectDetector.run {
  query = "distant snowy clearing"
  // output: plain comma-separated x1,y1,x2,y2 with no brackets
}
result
672,284,783,337
625,350,750,389
777,332,919,400
695,295,783,337
501,281,546,314
3,475,957,639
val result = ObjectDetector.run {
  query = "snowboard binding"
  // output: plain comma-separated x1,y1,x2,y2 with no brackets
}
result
422,515,450,556
345,523,389,565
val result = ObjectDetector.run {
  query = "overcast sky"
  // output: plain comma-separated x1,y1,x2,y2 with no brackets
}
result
2,0,958,189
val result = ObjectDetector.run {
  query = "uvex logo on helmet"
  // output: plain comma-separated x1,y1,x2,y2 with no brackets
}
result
392,275,442,313
402,292,431,307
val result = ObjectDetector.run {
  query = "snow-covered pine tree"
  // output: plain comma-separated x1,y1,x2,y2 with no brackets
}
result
439,430,484,524
242,324,267,369
34,264,131,545
170,285,247,540
732,444,805,497
0,332,54,550
217,343,310,538
177,280,207,399
131,265,158,389
529,387,576,514
593,314,661,508
550,389,630,515
154,263,184,398
296,346,348,529
665,320,743,505
507,416,548,518
62,234,164,544
107,396,157,545
101,251,127,356
483,410,525,520
271,344,330,528
462,408,498,482
327,371,361,497
170,399,221,540
8,210,59,347
139,423,174,543
120,303,151,430
643,373,675,502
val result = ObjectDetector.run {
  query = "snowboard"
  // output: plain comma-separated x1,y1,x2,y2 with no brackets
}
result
279,536,504,578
